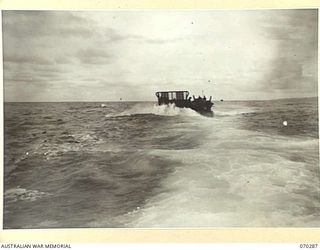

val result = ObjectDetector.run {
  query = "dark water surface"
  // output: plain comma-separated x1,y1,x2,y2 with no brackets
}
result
4,98,320,228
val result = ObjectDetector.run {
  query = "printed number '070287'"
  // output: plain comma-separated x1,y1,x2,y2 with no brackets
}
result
300,244,318,248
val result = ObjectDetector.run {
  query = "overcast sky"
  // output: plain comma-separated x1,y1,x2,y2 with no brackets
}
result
3,10,318,102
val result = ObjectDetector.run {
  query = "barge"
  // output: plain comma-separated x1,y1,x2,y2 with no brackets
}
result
155,90,214,117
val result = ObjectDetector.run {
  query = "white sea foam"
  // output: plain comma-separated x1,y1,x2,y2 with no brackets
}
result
125,118,320,227
106,103,203,118
105,102,255,119
5,187,52,203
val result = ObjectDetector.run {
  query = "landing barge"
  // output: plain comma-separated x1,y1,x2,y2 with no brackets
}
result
155,91,214,117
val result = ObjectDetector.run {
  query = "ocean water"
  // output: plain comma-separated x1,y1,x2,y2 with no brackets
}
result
4,97,320,228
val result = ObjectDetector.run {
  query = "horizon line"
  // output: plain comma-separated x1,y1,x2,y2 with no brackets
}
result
3,96,318,103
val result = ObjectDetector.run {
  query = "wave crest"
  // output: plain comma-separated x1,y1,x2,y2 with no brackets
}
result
106,103,202,118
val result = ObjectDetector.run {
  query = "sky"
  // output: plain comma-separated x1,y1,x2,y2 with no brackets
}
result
2,9,318,102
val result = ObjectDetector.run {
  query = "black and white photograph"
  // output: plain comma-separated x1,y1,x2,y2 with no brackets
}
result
3,9,319,228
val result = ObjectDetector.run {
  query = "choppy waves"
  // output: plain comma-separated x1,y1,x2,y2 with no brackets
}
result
4,99,320,228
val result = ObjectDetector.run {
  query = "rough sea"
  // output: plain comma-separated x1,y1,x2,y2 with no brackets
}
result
4,97,320,228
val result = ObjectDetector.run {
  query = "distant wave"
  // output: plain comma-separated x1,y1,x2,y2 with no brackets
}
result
214,109,256,117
